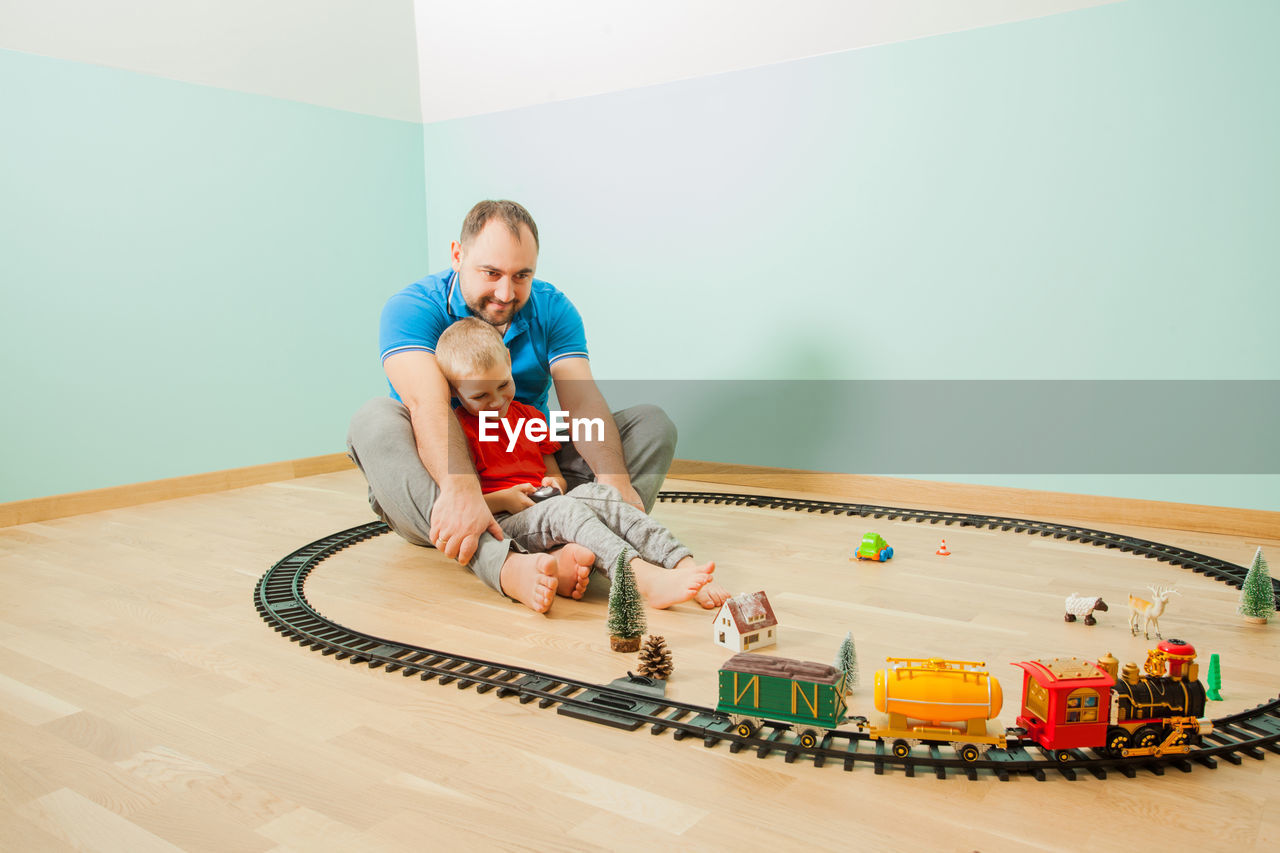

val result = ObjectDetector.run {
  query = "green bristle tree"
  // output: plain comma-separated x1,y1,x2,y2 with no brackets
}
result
607,549,646,651
1238,547,1276,623
834,631,859,690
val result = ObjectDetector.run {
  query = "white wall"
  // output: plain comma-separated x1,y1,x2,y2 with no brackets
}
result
0,0,422,120
1,0,1124,123
413,0,1121,122
417,0,1280,511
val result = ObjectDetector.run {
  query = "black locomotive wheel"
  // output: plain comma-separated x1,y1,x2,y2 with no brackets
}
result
1105,727,1131,756
892,740,911,758
1054,749,1072,763
1133,725,1163,749
736,720,755,738
799,730,818,749
959,744,981,763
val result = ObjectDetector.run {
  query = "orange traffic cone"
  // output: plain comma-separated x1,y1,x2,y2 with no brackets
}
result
936,539,951,556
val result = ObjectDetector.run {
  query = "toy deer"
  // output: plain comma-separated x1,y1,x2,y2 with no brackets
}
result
1128,584,1179,639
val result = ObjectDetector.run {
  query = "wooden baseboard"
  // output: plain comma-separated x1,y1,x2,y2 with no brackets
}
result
0,453,356,528
668,460,1280,541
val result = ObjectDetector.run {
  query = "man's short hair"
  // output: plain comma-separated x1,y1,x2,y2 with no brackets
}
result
435,317,510,380
460,200,540,251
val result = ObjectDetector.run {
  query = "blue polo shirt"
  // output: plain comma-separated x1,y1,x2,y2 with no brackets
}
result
379,268,589,416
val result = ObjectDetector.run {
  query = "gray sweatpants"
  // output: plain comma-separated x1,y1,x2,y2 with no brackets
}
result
345,397,678,595
497,482,692,579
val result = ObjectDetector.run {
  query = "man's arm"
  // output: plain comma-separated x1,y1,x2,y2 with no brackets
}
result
549,357,644,510
383,350,503,562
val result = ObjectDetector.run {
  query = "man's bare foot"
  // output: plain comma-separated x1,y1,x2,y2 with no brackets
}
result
551,544,594,599
499,552,558,613
631,558,714,609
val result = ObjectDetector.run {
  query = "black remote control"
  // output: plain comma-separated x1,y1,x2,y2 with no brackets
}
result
530,485,561,502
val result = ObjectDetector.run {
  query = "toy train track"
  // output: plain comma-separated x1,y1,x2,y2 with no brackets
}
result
657,491,1278,593
255,491,1280,782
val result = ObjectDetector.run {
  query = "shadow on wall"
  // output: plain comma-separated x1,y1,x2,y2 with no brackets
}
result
583,327,862,471
593,376,1280,479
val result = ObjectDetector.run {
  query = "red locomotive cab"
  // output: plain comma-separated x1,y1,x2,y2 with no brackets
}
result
1011,657,1116,755
1157,639,1198,681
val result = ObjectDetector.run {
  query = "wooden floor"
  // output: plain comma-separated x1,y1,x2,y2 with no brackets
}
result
2,469,1278,852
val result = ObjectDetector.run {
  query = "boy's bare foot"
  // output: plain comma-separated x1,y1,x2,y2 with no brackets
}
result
694,575,729,609
632,558,714,610
499,552,558,613
552,544,594,599
670,557,728,609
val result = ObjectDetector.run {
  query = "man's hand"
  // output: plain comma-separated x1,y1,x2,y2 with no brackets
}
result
429,485,503,564
599,475,644,512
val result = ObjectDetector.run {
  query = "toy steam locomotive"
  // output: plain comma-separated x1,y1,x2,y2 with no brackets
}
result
716,639,1213,761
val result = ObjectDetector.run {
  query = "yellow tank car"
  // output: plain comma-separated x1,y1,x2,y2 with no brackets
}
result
874,657,1002,722
870,658,1008,760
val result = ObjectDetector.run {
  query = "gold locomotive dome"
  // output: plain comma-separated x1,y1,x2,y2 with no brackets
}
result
874,657,1003,723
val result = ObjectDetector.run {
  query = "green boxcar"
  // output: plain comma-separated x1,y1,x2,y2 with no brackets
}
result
717,653,848,736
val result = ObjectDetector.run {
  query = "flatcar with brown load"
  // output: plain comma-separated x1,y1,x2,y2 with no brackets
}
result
716,653,847,748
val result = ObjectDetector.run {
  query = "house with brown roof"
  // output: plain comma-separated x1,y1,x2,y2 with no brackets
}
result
712,590,778,652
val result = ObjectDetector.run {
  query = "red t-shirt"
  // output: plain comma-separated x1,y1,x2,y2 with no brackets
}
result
454,400,561,493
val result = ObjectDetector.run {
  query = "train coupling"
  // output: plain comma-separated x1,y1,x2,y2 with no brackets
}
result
1196,717,1214,736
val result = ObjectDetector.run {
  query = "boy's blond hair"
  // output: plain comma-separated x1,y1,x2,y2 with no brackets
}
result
435,317,510,380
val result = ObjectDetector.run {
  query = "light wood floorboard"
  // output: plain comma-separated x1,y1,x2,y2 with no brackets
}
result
1,470,1277,851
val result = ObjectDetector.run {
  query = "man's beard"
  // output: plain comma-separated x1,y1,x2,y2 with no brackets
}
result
466,295,518,326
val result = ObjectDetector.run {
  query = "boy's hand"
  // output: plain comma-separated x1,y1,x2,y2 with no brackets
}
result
499,483,537,514
541,475,567,495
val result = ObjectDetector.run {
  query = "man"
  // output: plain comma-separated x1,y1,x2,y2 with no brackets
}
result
347,200,725,613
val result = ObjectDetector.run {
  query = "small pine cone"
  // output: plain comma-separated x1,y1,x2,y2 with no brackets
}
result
637,635,673,680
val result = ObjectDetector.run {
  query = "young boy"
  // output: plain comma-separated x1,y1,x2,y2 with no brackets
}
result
435,317,726,613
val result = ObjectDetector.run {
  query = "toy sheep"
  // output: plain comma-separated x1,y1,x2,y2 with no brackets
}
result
1064,594,1108,626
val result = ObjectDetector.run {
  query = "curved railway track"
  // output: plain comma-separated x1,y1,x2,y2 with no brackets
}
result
255,491,1280,782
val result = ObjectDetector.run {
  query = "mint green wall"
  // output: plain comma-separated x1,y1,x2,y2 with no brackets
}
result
1,49,428,503
420,0,1279,512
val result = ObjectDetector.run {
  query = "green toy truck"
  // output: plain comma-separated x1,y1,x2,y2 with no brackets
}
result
855,532,893,562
